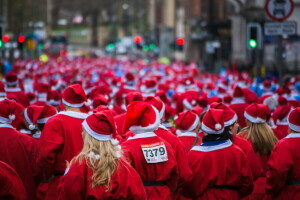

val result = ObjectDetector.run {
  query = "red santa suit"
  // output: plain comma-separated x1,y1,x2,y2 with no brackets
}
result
58,159,147,200
37,111,88,199
114,112,126,138
183,140,253,199
177,131,202,152
0,161,27,200
266,133,300,199
0,124,38,200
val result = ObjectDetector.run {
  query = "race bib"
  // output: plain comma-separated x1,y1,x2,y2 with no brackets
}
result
141,142,168,163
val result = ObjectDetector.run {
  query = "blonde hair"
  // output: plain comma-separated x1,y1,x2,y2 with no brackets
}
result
70,130,121,189
240,122,277,155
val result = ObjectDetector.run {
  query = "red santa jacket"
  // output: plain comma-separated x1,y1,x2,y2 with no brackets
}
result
266,133,300,200
183,140,253,200
37,111,88,200
58,158,147,200
114,113,126,138
0,161,27,200
0,124,38,200
122,132,179,200
177,131,202,153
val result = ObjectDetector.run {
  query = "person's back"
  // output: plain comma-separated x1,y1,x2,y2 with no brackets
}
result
266,108,300,199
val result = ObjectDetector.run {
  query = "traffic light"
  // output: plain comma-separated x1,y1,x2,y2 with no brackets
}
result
17,35,26,50
0,26,3,48
176,37,185,51
2,35,9,43
134,35,142,49
246,23,262,50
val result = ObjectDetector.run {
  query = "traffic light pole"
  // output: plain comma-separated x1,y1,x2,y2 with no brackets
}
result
277,36,284,85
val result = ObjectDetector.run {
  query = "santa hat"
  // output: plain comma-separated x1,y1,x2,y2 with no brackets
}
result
263,80,272,89
125,72,135,83
223,94,233,105
5,72,18,86
62,84,87,107
123,101,160,134
210,102,237,127
191,106,204,116
26,92,36,104
0,81,6,97
47,90,61,106
144,79,157,93
272,105,292,124
182,77,195,89
0,99,17,124
37,83,50,102
201,108,224,134
288,108,300,132
208,96,222,104
93,105,109,113
244,103,269,123
37,104,57,124
175,111,200,132
144,96,165,120
243,88,258,104
233,86,244,98
24,105,44,130
92,95,109,109
82,110,118,141
125,91,143,106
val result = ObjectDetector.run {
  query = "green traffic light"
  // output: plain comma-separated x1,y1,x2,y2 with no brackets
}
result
107,43,115,50
248,39,257,48
149,44,156,50
0,40,2,48
142,45,149,51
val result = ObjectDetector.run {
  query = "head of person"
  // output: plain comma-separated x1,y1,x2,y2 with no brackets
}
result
175,110,201,135
4,72,19,88
0,99,17,125
144,96,165,123
123,101,160,134
287,107,300,133
243,103,278,155
62,84,87,111
74,110,121,189
210,102,239,137
201,108,225,136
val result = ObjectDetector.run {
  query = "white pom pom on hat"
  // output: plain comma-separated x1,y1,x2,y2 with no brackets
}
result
9,114,15,121
29,124,36,130
215,123,222,130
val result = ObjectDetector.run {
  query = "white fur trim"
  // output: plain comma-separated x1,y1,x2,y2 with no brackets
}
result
110,139,119,146
191,140,232,152
0,116,12,124
5,80,19,86
215,123,222,130
32,131,41,139
4,87,21,92
127,132,157,140
244,112,266,123
285,133,300,139
276,121,288,125
37,115,56,124
145,86,157,93
185,115,200,132
183,99,193,110
201,123,224,134
58,111,88,119
177,131,197,137
129,106,160,134
0,124,14,129
29,124,36,130
19,129,32,134
62,98,84,108
24,108,33,126
231,97,245,104
0,92,6,96
159,124,169,131
83,120,112,141
224,114,238,127
158,103,165,120
288,120,300,133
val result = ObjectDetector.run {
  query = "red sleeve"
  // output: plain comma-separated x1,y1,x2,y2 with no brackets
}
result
36,117,64,179
266,140,293,195
0,161,27,200
238,150,254,198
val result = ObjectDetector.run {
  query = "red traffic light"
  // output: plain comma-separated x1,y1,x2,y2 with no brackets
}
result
176,37,185,46
18,35,26,43
134,35,142,44
2,35,10,43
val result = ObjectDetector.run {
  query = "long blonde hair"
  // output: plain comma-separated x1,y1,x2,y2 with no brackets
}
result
240,122,277,155
70,130,121,189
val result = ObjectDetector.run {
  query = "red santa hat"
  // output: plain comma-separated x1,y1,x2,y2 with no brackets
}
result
37,83,50,102
244,103,269,123
233,86,244,98
263,80,272,89
272,105,292,124
182,77,195,89
123,101,160,134
24,105,45,130
0,99,17,124
144,79,157,93
92,94,109,109
0,81,6,97
125,72,135,82
210,102,237,127
223,94,233,105
37,104,57,124
26,92,36,104
201,108,224,134
82,110,118,141
208,96,222,104
4,72,19,86
47,90,61,106
175,111,200,132
288,108,300,132
277,96,288,106
62,84,87,107
144,96,165,120
125,91,143,106
243,88,258,104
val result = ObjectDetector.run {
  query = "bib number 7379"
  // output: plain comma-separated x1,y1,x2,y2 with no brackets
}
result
141,142,168,163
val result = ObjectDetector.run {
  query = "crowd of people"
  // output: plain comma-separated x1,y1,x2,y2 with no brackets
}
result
0,56,300,199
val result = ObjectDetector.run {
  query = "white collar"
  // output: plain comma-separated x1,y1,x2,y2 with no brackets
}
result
285,133,300,139
191,140,232,152
0,124,15,129
127,132,157,140
158,125,169,131
177,131,197,137
231,97,245,104
58,111,89,119
5,87,21,92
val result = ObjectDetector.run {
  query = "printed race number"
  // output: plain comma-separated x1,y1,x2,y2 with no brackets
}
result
141,143,168,163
